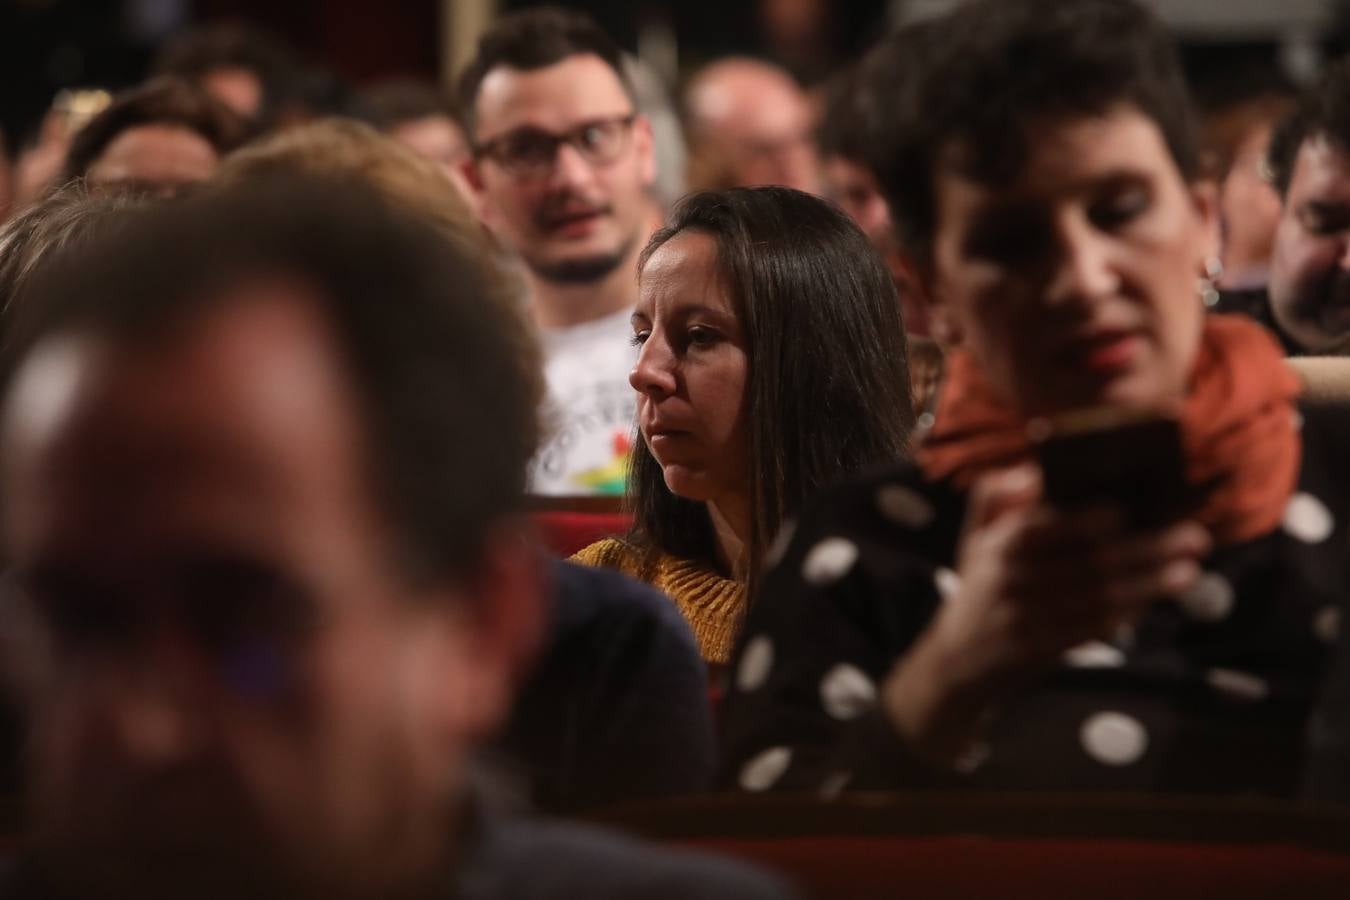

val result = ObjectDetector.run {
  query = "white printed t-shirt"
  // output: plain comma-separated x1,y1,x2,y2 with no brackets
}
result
529,307,638,495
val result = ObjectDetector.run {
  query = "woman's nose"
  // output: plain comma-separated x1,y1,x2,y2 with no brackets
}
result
629,336,677,397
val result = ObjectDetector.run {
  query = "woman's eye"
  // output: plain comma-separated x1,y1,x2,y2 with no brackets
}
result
1091,188,1149,229
630,331,649,347
686,326,718,346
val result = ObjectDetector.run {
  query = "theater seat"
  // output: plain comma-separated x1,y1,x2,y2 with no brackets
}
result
1289,356,1350,411
595,792,1350,900
529,495,632,557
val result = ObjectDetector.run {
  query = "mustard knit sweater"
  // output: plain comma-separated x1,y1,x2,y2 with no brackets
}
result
570,538,745,665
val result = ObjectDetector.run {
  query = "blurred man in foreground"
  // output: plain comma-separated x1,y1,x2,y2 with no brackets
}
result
0,178,784,900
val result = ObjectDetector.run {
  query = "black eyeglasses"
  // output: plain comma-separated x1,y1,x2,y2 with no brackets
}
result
474,115,638,177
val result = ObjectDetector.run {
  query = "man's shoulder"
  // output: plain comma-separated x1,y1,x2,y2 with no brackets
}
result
550,558,691,639
461,817,794,900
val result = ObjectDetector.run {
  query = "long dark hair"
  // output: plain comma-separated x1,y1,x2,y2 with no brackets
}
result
627,186,915,589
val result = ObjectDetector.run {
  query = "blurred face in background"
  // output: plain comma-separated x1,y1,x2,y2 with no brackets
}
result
1268,134,1350,352
1,283,518,899
202,66,265,121
822,153,930,336
86,124,220,195
467,54,655,284
927,107,1214,416
629,231,750,506
389,113,475,204
686,60,820,195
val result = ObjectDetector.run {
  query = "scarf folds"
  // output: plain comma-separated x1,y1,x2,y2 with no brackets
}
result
918,315,1303,545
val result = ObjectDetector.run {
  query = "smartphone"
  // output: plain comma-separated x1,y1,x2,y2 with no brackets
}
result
1032,408,1195,529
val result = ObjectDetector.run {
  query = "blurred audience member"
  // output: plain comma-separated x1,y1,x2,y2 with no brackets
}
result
724,0,1342,799
574,187,913,666
906,336,946,416
0,180,152,337
817,61,929,337
683,57,820,195
0,178,786,900
1202,89,1294,291
355,79,474,200
214,119,715,811
62,78,247,196
153,23,302,127
458,8,658,496
9,89,112,214
623,55,687,213
1236,57,1350,355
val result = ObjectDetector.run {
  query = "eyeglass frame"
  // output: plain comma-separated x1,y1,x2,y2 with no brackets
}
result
472,114,640,177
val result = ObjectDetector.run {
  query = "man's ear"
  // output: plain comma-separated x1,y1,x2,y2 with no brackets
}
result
1189,177,1222,270
460,156,486,198
440,520,547,739
633,114,657,190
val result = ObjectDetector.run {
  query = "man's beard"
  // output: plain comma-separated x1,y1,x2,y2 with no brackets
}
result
526,238,635,285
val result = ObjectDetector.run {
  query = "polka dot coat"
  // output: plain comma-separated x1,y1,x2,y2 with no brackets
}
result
720,404,1349,797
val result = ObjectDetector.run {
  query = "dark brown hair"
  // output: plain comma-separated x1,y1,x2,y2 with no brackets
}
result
0,180,153,346
356,80,460,131
455,6,634,137
627,186,914,590
1267,57,1350,197
62,78,248,183
865,0,1199,260
9,177,541,586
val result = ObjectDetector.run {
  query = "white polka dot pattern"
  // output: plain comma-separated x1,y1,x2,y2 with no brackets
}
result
739,746,792,792
1080,711,1148,766
875,485,936,529
1206,668,1270,702
934,567,961,602
1177,572,1235,623
954,742,991,774
819,770,853,800
736,636,774,693
1315,606,1341,645
1284,493,1334,544
801,537,860,586
1063,641,1125,668
819,663,877,720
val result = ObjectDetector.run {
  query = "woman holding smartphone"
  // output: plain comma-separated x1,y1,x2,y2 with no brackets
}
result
722,0,1346,796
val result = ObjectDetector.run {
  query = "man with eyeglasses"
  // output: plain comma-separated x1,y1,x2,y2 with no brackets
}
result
458,8,658,496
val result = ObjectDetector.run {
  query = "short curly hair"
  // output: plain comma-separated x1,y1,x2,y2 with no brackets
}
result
864,0,1198,259
1266,57,1350,197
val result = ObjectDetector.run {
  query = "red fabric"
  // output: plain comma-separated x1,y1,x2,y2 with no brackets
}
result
918,315,1302,545
532,511,632,558
680,835,1350,899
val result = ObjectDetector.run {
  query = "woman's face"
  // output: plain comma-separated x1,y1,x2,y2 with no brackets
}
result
927,106,1216,416
630,230,750,504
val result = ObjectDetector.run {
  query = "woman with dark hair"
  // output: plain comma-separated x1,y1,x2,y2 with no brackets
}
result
722,0,1349,798
573,186,915,666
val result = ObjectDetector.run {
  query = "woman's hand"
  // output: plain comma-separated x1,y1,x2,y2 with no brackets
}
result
883,464,1211,765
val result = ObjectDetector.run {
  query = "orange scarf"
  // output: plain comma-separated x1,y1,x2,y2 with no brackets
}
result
918,315,1303,545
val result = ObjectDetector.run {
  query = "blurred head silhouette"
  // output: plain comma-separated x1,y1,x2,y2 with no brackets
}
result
0,177,543,900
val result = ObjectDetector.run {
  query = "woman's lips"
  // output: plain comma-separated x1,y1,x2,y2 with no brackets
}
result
1060,330,1142,376
545,209,606,237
